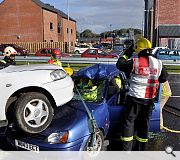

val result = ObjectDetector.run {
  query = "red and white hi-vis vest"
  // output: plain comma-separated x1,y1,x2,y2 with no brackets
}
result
128,56,162,99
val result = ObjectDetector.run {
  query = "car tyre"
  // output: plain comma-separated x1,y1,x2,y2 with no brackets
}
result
74,50,80,54
14,92,54,134
84,130,104,157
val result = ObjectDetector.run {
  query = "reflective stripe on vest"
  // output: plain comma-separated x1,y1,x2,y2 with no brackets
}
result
115,77,122,88
135,136,148,143
0,60,6,64
128,56,162,99
120,136,133,142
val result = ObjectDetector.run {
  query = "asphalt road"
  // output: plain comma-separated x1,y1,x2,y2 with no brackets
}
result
0,73,180,151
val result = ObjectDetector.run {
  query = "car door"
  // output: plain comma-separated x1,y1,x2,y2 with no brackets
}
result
97,50,109,58
86,49,98,58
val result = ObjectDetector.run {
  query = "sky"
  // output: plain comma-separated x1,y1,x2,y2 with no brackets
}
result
0,0,145,34
40,0,145,34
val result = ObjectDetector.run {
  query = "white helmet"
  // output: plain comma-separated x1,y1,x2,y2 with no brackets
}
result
3,46,17,56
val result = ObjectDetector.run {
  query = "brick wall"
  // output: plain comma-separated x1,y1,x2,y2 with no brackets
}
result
0,0,43,42
0,0,77,46
155,0,180,27
43,10,58,42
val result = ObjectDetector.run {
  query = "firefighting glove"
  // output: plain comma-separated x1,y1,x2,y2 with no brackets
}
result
123,44,135,59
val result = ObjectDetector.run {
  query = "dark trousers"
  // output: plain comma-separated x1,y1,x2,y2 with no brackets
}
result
121,96,153,151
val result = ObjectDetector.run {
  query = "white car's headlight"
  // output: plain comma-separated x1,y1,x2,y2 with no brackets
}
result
46,131,69,144
50,69,67,81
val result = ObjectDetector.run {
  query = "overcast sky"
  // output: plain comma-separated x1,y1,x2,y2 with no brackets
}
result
41,0,145,33
0,0,145,34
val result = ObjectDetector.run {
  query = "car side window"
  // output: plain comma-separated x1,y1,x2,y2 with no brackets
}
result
88,50,96,55
41,49,47,54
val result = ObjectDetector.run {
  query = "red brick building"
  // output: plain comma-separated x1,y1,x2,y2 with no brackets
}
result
0,0,76,50
145,0,180,48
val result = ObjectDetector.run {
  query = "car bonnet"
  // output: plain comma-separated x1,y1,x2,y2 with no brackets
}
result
74,64,120,80
0,64,63,73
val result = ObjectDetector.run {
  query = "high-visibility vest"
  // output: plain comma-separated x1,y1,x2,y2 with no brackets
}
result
48,57,62,66
128,56,162,99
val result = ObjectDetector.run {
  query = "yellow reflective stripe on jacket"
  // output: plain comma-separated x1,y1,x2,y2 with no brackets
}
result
162,82,172,97
123,55,129,60
135,136,148,142
115,77,122,88
121,136,133,141
0,60,6,64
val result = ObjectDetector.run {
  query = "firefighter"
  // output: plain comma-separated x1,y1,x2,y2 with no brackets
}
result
116,37,169,151
0,46,17,67
48,49,62,66
160,81,172,129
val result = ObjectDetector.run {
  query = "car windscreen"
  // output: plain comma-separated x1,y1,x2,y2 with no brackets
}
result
72,77,106,103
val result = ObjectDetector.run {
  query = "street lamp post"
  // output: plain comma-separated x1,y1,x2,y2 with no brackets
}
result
67,0,70,53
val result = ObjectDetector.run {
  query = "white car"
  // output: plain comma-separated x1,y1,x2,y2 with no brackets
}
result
151,46,169,55
0,64,74,134
74,44,94,54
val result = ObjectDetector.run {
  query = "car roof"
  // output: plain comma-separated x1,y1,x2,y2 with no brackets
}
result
74,64,121,80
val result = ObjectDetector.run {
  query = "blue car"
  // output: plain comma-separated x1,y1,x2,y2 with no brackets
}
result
6,64,161,152
154,49,180,60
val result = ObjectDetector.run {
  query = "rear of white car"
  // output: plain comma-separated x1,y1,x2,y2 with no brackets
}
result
0,64,74,133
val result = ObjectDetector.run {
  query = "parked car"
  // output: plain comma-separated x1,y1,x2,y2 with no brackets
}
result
0,64,74,134
74,44,92,54
93,44,104,50
151,46,169,55
81,49,119,58
35,48,70,57
6,64,161,152
0,44,29,56
153,49,180,60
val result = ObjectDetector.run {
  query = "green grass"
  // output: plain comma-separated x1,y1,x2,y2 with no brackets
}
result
164,65,180,73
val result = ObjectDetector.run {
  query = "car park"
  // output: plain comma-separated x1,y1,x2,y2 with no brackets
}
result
0,64,74,134
6,64,161,152
81,48,119,58
35,48,70,57
153,49,180,60
0,44,29,56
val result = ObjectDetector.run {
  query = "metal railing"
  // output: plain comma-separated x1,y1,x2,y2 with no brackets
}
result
0,56,180,66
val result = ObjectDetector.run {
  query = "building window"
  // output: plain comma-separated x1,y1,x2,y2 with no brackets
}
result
50,22,53,30
58,27,61,33
67,28,69,33
71,42,73,46
50,40,53,42
58,22,61,33
71,29,73,34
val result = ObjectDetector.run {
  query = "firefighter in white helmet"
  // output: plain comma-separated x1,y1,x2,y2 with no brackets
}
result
0,46,17,67
116,37,170,151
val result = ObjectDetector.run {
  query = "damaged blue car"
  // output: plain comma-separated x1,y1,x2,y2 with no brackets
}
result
6,64,161,152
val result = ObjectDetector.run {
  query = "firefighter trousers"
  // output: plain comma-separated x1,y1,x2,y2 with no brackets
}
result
120,96,153,151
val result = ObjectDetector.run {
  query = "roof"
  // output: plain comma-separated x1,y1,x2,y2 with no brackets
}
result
32,0,76,22
158,25,180,37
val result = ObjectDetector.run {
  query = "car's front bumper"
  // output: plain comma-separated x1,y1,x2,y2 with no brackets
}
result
6,135,88,151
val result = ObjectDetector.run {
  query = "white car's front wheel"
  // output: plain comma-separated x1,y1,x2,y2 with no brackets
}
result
14,92,54,134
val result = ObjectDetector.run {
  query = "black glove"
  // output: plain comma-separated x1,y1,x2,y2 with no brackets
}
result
124,44,135,59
